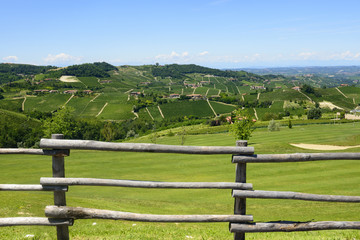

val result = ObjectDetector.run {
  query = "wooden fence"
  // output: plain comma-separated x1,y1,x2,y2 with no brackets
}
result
0,134,360,239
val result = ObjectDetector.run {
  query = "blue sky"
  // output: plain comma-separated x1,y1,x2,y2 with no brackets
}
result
1,0,360,68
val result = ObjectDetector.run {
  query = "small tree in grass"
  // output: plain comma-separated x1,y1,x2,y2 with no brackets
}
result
268,119,280,131
229,109,256,140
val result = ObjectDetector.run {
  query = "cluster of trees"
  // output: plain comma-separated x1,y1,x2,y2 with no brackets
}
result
1,107,208,148
0,63,56,85
151,64,264,81
44,62,117,79
301,84,322,97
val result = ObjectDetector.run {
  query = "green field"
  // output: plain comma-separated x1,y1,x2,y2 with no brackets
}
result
1,123,360,239
158,100,213,118
24,94,70,112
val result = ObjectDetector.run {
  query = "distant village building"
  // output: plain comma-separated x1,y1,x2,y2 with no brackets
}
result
292,86,301,91
100,80,112,84
250,85,266,90
63,90,78,94
83,90,93,94
340,84,349,87
34,89,49,93
184,83,198,88
169,94,180,99
130,92,141,96
49,90,58,93
186,94,203,100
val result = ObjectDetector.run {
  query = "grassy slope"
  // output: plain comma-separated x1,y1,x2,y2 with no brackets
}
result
24,94,70,112
1,123,360,239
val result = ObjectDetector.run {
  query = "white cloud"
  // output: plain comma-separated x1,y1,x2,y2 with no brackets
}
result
2,56,18,62
298,52,317,60
155,51,189,61
154,51,212,63
44,53,82,64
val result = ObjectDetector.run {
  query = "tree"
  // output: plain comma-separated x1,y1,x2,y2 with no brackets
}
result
307,108,322,119
229,109,256,140
268,119,280,131
42,107,76,138
288,119,292,129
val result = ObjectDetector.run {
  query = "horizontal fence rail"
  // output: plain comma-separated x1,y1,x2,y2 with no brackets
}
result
40,139,254,155
0,184,67,192
45,206,253,223
230,221,360,232
232,190,360,202
232,152,360,163
0,148,69,156
0,217,73,227
41,177,253,190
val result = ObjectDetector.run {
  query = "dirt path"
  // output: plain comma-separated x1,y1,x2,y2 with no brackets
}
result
353,98,356,104
257,92,260,100
335,87,348,98
132,110,139,119
235,86,241,95
22,97,26,111
90,93,101,102
205,88,209,96
207,99,217,117
319,101,343,110
158,105,165,119
146,107,154,120
96,102,108,117
253,108,258,120
214,101,237,107
63,94,74,107
192,88,196,94
291,143,360,150
299,90,313,102
218,90,221,95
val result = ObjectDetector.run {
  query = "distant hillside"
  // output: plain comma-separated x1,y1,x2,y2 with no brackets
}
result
238,66,360,76
151,64,262,81
0,63,56,84
48,62,117,78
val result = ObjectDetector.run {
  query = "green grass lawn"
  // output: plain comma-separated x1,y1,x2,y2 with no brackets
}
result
1,123,360,239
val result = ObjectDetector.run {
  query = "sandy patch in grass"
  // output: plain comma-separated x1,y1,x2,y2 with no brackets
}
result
59,75,80,82
291,143,360,150
319,101,343,110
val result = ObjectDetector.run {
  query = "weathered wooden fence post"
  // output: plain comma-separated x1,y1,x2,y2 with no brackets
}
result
234,140,247,240
51,134,70,240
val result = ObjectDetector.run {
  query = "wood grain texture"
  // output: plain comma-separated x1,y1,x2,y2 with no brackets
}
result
45,206,253,223
232,152,360,163
0,148,69,156
0,184,67,191
0,217,73,227
232,190,360,202
230,221,360,232
41,177,253,190
40,139,254,155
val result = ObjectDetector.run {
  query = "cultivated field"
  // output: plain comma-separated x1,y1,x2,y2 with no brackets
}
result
1,123,360,239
